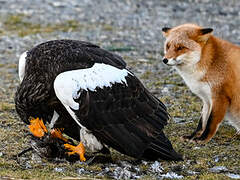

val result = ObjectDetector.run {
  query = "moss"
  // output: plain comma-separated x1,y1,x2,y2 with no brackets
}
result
2,14,82,37
140,71,153,79
102,24,114,31
0,102,15,111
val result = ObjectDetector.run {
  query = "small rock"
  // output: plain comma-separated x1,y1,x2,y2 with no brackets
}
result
161,87,169,94
119,161,132,169
31,153,42,163
113,166,139,180
150,161,163,173
104,167,110,172
25,162,32,169
0,152,3,157
119,168,132,179
113,167,123,179
109,163,118,168
194,147,201,150
160,172,183,179
187,170,199,175
54,167,64,173
225,173,240,179
173,117,186,124
213,156,220,162
77,168,85,174
209,166,228,173
134,167,140,172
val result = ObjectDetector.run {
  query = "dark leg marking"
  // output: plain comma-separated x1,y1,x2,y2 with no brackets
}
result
194,112,213,141
182,117,203,140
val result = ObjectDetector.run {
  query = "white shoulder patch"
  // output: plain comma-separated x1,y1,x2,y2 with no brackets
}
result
18,51,28,82
54,63,131,111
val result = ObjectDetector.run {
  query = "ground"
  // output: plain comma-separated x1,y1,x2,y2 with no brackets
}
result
0,0,240,179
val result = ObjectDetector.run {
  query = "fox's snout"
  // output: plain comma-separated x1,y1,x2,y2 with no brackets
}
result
162,57,176,65
162,56,182,66
162,58,168,64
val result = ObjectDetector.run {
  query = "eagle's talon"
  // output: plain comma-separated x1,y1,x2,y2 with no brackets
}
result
64,142,86,161
28,118,48,138
50,128,68,142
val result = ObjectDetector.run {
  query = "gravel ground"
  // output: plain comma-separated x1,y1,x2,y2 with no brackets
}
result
0,0,240,179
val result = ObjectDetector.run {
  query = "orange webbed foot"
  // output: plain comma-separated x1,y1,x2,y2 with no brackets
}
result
50,128,68,142
64,142,86,161
28,118,48,138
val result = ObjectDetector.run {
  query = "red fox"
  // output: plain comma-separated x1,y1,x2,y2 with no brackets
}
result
162,23,240,143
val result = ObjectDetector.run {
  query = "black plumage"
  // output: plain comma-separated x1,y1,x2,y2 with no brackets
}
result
15,40,182,161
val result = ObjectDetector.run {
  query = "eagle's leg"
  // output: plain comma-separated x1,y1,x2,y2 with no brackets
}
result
64,142,86,161
28,118,48,138
50,128,68,142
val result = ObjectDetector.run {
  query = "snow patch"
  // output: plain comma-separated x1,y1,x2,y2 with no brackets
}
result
160,172,183,179
226,173,240,179
209,166,228,173
150,161,163,173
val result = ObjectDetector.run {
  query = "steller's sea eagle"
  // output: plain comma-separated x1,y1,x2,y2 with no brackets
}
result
15,40,182,161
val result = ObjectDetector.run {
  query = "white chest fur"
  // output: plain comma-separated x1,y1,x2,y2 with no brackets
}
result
175,66,211,102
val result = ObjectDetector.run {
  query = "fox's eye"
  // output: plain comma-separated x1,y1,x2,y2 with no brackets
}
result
177,46,184,51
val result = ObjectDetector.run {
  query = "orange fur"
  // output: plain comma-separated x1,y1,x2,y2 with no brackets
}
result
162,23,240,143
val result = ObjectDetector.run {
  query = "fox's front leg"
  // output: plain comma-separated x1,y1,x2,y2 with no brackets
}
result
182,117,203,140
193,95,229,143
182,101,211,140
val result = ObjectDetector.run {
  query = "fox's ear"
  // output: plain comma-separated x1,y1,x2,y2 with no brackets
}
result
197,28,213,43
200,28,213,35
162,27,171,37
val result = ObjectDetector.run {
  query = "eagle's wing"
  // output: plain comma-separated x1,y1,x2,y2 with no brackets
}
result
54,63,182,161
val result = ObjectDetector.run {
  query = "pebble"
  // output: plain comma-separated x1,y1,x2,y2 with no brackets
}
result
150,161,163,173
213,156,220,162
225,173,240,179
31,153,42,163
209,166,228,173
160,172,183,179
54,167,64,173
76,168,85,174
25,162,32,169
187,170,199,175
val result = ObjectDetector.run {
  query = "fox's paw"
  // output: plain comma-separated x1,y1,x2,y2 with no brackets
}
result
191,136,209,144
181,130,203,142
180,134,199,141
180,135,192,142
181,135,194,141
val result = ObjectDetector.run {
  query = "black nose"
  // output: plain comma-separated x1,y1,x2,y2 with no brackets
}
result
163,58,168,64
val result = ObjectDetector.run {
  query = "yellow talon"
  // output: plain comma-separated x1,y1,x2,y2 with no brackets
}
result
50,128,68,142
28,117,48,138
64,142,86,161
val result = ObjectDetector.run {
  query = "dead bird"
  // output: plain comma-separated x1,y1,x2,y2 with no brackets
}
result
17,130,110,164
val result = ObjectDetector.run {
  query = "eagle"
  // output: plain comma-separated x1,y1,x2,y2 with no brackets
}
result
15,40,182,161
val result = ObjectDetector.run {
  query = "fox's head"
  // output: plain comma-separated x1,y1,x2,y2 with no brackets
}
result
162,24,213,67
